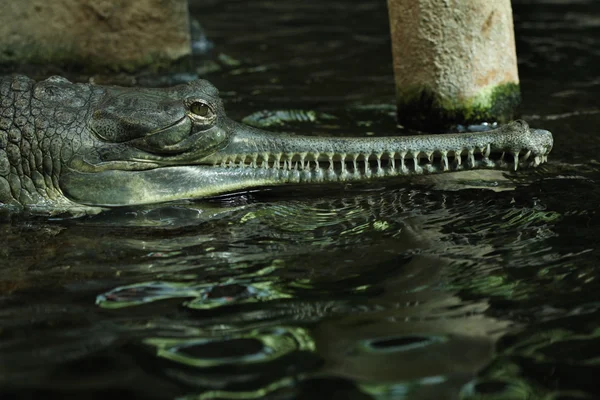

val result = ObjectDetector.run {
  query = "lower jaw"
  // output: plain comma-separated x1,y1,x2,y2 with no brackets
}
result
60,153,541,207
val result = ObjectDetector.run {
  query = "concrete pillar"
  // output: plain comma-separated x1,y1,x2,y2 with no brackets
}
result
387,0,520,131
0,0,191,71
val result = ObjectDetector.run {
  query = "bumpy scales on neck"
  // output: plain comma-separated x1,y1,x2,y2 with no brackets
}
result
0,75,553,215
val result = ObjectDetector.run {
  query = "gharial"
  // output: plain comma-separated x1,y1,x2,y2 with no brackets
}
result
0,74,553,215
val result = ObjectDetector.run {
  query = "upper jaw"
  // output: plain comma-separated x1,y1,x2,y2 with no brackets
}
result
68,118,552,178
196,119,553,175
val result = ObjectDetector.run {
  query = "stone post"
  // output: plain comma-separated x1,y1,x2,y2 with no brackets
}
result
387,0,520,131
0,0,191,71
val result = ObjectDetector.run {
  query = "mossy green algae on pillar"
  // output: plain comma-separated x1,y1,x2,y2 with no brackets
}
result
387,0,521,131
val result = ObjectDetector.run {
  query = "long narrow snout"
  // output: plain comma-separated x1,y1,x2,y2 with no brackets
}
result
60,119,553,207
199,119,553,180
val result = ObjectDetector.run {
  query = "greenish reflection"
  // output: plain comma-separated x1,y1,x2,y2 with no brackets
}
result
97,280,290,309
242,109,337,129
144,326,315,368
177,376,297,400
460,378,539,400
185,281,291,310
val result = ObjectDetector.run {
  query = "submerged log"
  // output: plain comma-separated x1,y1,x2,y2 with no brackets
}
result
387,0,520,131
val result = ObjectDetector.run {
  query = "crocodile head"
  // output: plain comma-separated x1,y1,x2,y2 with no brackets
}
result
51,79,553,207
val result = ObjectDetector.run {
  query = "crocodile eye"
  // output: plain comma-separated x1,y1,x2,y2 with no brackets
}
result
189,101,212,118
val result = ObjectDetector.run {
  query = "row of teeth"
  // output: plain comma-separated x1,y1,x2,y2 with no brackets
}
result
213,146,548,173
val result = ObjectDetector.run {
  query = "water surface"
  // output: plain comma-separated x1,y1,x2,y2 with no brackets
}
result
2,0,600,399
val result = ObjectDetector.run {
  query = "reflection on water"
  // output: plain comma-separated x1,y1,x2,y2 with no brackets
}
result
2,0,600,398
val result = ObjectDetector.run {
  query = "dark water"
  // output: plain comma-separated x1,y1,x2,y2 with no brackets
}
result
2,0,600,399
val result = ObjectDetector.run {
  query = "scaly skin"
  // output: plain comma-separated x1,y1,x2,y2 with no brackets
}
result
0,75,553,215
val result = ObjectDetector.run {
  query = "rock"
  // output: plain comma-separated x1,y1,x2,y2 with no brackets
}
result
0,0,192,70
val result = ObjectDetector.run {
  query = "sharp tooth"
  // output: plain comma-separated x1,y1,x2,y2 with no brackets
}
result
413,159,422,174
455,150,462,166
262,153,269,168
484,144,490,158
428,152,433,162
534,155,541,166
409,151,422,173
513,149,521,171
300,153,307,169
251,154,258,168
294,161,299,170
500,152,505,162
228,160,235,168
400,152,407,174
353,154,358,172
523,150,531,161
442,151,449,171
468,149,475,167
376,153,383,171
315,153,320,169
388,154,396,175
340,153,347,172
